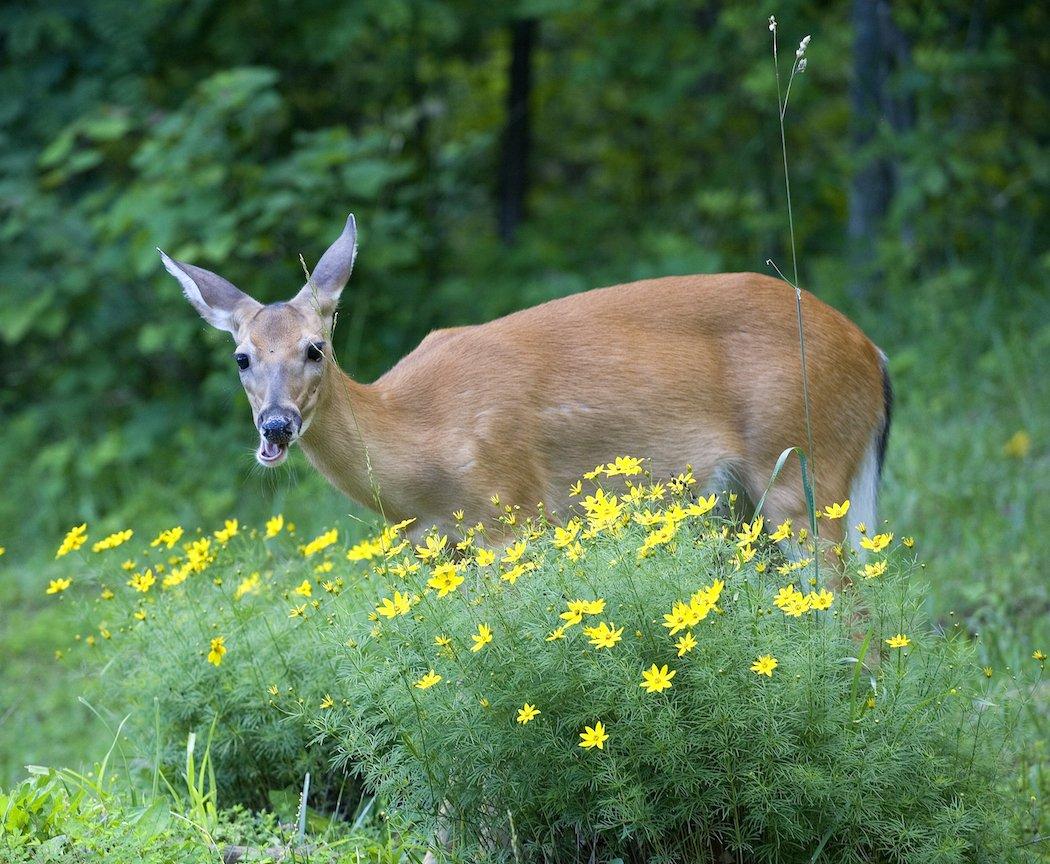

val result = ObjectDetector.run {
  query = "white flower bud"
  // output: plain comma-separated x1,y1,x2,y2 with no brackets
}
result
768,15,777,32
798,57,808,72
796,35,811,58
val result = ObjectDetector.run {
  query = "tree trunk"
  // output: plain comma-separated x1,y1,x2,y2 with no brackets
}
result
497,18,538,245
848,0,913,299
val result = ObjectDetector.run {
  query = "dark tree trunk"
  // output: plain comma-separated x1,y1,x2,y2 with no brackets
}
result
848,0,913,299
497,18,538,245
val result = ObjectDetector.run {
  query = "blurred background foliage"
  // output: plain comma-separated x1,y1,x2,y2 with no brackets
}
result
0,0,1046,592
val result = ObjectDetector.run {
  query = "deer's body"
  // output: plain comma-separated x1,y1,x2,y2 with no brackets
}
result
300,271,888,546
161,216,891,551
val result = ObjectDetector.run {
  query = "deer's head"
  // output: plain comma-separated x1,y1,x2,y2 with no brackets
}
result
159,215,357,467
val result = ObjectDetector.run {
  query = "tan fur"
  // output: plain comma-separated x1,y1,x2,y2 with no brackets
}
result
292,272,883,544
164,222,884,549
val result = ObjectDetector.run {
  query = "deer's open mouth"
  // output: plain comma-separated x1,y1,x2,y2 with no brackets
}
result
257,438,288,467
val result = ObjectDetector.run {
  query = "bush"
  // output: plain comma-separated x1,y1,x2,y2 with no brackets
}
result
49,517,366,810
296,464,1031,863
42,462,1041,861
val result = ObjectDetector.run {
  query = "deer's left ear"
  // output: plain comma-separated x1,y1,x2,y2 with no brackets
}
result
293,213,357,320
158,250,262,334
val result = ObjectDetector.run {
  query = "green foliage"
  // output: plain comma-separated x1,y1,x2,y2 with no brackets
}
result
0,770,410,863
303,482,1034,862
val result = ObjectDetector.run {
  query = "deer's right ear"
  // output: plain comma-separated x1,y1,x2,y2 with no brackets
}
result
158,250,261,334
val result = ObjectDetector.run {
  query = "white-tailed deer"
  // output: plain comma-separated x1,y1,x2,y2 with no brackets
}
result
160,214,891,551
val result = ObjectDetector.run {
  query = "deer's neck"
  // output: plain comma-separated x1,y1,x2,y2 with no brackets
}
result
299,365,397,515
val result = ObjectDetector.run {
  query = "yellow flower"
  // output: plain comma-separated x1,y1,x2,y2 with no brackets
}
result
582,598,605,615
56,524,88,559
684,493,717,518
579,721,608,750
294,579,313,597
121,559,136,571
545,626,566,641
1002,430,1031,459
207,636,226,666
415,533,448,562
501,540,527,564
773,584,810,617
982,666,993,678
320,694,334,709
150,526,184,549
860,532,893,553
301,528,338,557
640,663,676,693
675,631,697,657
0,546,5,557
128,569,156,593
750,654,778,677
470,623,493,652
902,536,915,549
265,514,284,538
500,562,534,585
552,520,581,549
735,516,763,547
565,542,585,562
414,670,442,689
235,572,261,600
806,588,834,611
376,591,411,619
267,684,279,697
474,547,496,567
885,634,911,649
434,635,451,647
213,519,239,543
452,509,465,521
428,562,465,597
606,455,644,477
669,467,696,493
860,560,888,579
581,488,623,532
662,601,697,636
822,500,850,520
185,538,214,572
582,621,623,649
100,587,114,600
569,481,583,496
133,609,147,621
1033,650,1047,662
769,520,792,542
347,537,382,561
314,560,334,574
289,604,307,618
516,703,540,724
46,577,72,595
775,557,813,577
92,529,133,553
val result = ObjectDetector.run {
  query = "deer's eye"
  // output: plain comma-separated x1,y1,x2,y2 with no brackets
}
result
235,353,250,370
306,342,324,362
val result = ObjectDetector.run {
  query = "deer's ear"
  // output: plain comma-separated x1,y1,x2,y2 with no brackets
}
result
158,250,261,334
293,214,357,320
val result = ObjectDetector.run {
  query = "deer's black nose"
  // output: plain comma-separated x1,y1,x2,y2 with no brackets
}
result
261,415,295,446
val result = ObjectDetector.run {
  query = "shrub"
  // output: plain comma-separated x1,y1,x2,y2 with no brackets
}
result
49,517,367,809
41,462,1041,861
294,464,1031,863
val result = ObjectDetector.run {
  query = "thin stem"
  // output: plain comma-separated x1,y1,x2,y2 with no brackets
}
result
771,27,819,543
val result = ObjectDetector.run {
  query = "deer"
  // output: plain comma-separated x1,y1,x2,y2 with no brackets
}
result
159,214,891,556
